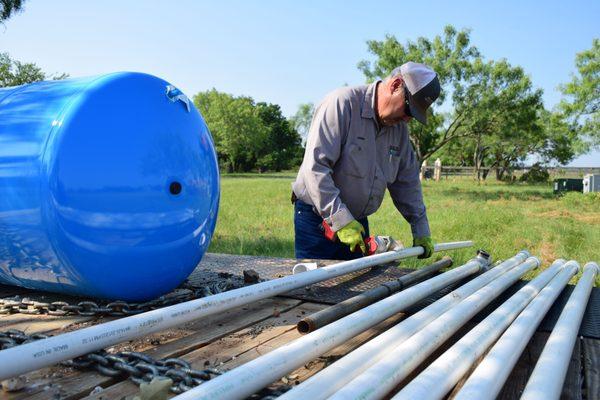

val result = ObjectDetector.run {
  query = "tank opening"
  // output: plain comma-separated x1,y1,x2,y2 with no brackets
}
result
169,181,182,195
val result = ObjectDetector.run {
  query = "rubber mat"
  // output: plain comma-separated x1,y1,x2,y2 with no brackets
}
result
190,253,428,304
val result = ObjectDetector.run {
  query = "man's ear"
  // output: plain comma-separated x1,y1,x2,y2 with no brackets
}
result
389,77,403,94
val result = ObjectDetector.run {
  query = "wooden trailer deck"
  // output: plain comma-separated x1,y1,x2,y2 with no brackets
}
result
0,253,598,400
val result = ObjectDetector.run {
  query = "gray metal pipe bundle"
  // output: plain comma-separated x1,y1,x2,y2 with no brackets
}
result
297,256,453,333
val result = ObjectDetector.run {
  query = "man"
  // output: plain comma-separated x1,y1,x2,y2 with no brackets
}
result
291,62,440,260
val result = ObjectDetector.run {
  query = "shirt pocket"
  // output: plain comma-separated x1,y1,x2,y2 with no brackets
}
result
383,145,403,183
343,141,369,178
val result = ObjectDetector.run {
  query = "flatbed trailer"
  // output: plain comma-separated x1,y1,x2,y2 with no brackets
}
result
1,253,598,400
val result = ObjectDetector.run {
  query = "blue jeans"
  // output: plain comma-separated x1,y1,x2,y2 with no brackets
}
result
294,200,369,260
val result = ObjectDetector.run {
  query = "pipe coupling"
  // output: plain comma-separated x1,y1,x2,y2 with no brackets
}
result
472,249,492,270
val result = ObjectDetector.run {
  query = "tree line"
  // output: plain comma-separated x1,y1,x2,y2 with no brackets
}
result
1,5,597,177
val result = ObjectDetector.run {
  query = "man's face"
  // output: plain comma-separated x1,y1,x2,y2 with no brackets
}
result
379,78,413,126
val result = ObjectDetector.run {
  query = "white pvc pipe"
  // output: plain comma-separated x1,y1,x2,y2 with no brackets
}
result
520,262,599,400
327,256,541,400
392,259,571,400
0,241,472,380
292,262,318,274
452,260,580,400
170,254,488,400
279,251,531,400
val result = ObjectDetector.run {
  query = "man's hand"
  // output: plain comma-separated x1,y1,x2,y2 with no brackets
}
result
337,220,366,254
413,236,433,259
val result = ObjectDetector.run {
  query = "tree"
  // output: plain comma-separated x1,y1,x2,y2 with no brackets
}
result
455,59,545,180
0,52,68,87
358,25,480,162
289,103,314,146
194,89,267,172
538,109,581,165
559,39,600,148
1,0,25,23
256,102,303,171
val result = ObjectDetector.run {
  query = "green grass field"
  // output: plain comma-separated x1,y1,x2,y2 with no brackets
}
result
209,173,600,284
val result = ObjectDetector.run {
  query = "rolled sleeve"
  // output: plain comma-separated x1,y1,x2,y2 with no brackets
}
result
301,95,355,231
387,144,431,238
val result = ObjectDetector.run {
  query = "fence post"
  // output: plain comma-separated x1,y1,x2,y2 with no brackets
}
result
420,160,428,181
434,158,442,181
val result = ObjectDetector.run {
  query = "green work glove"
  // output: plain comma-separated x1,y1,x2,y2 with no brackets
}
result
413,236,434,259
337,220,366,254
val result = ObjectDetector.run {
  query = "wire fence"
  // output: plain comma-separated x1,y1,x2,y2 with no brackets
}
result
420,166,600,180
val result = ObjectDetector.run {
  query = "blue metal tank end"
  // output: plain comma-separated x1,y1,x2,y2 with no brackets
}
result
0,73,220,301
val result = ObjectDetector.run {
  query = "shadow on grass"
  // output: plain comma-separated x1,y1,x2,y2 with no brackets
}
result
438,187,555,202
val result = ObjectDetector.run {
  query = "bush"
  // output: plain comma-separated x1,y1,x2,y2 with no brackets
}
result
519,163,549,184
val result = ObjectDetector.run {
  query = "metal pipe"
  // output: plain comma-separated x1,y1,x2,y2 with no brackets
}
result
280,251,530,400
0,241,472,380
170,252,488,400
327,256,541,400
297,256,454,334
391,259,571,400
452,260,580,400
520,262,599,400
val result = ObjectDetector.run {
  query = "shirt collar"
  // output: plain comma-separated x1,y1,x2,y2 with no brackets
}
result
361,80,380,121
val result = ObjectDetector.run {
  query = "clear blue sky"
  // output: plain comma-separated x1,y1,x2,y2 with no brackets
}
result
1,0,598,166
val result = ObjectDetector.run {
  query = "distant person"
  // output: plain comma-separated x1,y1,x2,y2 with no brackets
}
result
291,62,440,260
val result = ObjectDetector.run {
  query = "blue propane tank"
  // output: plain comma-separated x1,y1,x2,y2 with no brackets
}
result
0,72,220,301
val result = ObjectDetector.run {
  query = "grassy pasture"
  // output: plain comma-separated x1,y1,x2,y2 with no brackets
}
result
209,173,600,285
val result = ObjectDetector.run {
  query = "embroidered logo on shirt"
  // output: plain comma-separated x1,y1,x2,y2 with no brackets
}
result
389,146,402,157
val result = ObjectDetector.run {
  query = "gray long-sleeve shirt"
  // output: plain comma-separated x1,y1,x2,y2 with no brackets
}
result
292,81,430,238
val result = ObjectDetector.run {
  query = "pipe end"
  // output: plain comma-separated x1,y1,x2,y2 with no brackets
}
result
440,256,454,268
516,249,531,259
551,258,568,267
564,260,581,273
297,319,314,334
583,262,600,274
293,262,318,274
526,256,542,267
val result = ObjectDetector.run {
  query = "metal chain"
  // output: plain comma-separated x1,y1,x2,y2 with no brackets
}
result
0,329,220,393
0,274,289,397
0,280,237,317
0,329,50,350
63,350,223,394
0,329,290,397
